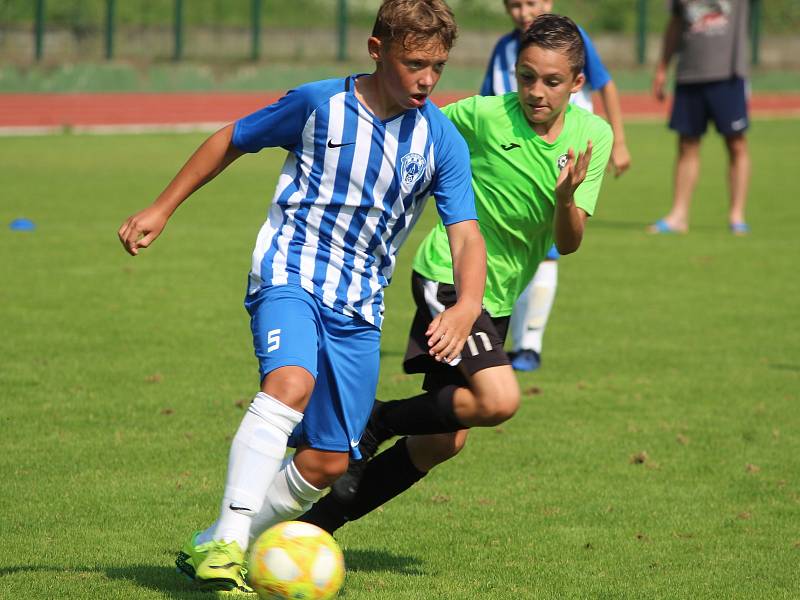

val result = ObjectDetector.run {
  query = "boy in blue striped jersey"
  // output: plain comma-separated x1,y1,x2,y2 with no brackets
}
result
298,13,613,537
118,0,486,591
484,0,631,372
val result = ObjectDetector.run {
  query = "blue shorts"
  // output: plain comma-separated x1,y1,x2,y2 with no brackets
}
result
245,284,381,459
545,244,560,261
670,77,749,138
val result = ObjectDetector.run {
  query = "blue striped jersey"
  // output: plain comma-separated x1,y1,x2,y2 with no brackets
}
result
479,26,612,112
232,75,477,329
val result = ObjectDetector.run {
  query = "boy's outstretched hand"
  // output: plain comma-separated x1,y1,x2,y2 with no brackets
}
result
118,206,169,256
555,141,593,202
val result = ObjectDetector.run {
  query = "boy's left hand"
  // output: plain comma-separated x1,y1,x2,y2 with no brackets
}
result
608,141,631,177
426,302,480,364
555,141,593,203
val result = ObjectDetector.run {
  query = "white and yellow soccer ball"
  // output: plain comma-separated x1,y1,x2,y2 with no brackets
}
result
248,521,345,600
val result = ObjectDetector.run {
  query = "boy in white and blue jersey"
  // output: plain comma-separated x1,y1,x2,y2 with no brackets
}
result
482,0,631,372
118,0,486,592
299,14,613,537
237,73,471,329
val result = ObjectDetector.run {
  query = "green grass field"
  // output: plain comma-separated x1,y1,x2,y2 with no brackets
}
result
1,119,799,599
4,62,800,94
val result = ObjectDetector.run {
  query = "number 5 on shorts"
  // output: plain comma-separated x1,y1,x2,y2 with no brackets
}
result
267,329,281,353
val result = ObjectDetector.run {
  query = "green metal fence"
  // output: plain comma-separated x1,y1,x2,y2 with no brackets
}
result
19,0,770,65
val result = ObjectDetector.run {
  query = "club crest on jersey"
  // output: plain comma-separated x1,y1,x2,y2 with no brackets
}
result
557,153,569,170
400,152,426,185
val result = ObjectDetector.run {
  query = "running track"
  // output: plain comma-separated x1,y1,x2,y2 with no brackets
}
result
2,91,799,134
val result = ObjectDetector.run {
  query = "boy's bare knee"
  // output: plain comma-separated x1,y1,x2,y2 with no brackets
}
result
472,387,520,426
294,449,350,489
461,366,521,426
498,387,521,421
320,457,350,485
261,366,315,409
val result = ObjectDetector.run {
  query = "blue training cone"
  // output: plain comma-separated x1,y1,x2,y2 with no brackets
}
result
10,218,36,231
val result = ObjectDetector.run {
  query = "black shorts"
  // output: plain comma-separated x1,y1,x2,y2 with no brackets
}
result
403,271,511,391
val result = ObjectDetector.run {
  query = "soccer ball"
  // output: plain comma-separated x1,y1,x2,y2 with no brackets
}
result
248,521,345,600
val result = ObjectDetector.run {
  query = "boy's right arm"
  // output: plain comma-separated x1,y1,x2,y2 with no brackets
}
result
653,14,682,102
426,219,486,363
119,84,313,256
426,103,485,363
118,124,244,256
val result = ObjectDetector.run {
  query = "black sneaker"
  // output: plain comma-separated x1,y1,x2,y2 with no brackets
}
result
330,400,387,503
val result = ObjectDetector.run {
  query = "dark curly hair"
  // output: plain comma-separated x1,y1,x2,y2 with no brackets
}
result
518,14,585,76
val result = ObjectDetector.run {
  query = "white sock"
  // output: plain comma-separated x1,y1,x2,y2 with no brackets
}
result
511,260,558,353
249,458,324,544
212,392,303,550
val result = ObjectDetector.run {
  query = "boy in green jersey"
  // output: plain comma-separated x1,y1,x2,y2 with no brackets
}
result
487,0,632,373
300,14,613,533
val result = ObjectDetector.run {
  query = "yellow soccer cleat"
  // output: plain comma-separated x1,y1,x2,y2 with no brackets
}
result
187,536,253,593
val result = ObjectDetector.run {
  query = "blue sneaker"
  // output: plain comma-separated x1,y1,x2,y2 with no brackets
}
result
511,350,541,372
647,219,687,234
730,222,750,236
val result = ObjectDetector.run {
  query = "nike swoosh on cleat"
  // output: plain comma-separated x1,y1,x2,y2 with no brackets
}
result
208,563,239,569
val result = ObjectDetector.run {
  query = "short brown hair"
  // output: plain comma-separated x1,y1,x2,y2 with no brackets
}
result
519,14,585,76
371,0,458,51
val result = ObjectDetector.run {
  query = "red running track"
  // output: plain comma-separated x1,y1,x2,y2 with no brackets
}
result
1,91,799,132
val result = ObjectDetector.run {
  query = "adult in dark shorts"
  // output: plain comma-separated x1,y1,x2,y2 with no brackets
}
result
650,0,751,235
299,15,614,534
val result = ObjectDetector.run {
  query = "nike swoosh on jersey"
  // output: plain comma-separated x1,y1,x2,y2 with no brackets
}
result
327,139,355,148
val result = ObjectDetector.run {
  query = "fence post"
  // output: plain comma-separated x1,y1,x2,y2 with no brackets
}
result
337,0,347,62
34,0,45,61
174,0,184,61
636,0,648,65
750,0,761,66
105,0,115,60
251,0,261,61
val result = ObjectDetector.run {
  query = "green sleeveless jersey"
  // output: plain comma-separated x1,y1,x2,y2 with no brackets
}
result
413,93,613,316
